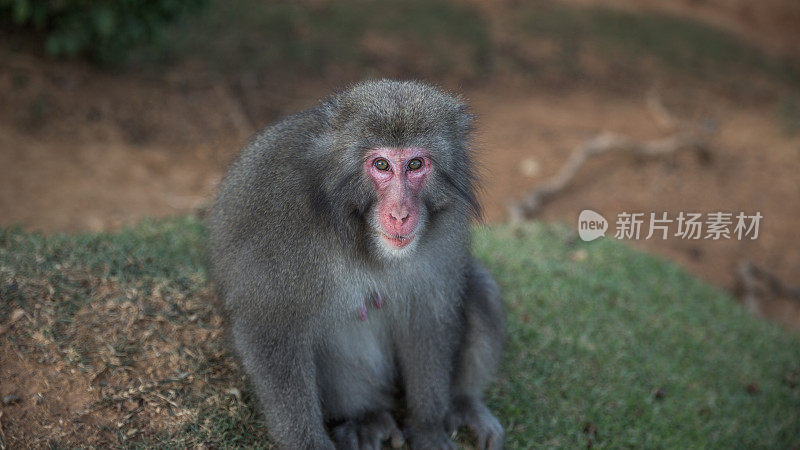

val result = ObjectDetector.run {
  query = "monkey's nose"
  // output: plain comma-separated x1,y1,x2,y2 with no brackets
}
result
389,211,410,225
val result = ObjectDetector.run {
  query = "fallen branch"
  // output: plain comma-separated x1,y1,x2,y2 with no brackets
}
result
645,88,677,130
508,130,710,220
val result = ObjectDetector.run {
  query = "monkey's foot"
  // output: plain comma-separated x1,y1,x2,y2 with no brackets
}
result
331,410,404,450
446,396,504,450
404,426,457,450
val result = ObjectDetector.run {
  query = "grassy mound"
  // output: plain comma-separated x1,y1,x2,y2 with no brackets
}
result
0,218,797,448
475,225,799,448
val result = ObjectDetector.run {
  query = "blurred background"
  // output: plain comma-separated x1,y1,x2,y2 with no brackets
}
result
1,0,799,327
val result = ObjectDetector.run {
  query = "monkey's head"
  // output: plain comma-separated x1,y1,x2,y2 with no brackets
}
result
314,79,479,258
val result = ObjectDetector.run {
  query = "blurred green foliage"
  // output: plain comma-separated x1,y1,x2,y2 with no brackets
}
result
779,96,800,135
142,0,491,77
519,4,800,85
2,0,798,90
0,0,207,63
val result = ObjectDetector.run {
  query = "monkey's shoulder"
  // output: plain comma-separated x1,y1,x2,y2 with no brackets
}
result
241,109,328,163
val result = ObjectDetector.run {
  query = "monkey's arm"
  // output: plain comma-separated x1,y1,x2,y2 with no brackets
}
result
218,254,332,449
230,316,333,450
397,313,460,449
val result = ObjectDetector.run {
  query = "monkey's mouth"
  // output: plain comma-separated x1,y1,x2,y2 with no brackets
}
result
380,232,416,249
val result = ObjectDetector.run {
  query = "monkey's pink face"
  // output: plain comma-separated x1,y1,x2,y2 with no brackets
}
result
365,147,431,250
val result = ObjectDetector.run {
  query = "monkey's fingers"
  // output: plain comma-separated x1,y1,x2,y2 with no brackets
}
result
374,411,404,448
369,411,404,449
471,414,503,450
356,422,383,450
340,411,404,450
446,400,504,450
332,421,359,449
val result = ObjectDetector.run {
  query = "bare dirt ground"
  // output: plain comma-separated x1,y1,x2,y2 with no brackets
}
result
0,275,241,447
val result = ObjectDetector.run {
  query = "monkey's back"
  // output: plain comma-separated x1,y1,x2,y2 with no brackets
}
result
206,109,335,315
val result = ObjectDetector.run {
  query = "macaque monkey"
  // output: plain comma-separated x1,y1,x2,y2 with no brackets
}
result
208,80,505,449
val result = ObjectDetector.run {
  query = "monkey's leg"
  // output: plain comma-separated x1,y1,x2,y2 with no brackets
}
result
447,259,506,450
230,318,334,449
330,410,405,450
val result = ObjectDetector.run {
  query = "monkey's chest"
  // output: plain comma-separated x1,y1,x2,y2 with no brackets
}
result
316,315,397,419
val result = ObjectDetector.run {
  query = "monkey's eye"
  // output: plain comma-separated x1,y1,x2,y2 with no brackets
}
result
407,158,423,171
373,159,390,171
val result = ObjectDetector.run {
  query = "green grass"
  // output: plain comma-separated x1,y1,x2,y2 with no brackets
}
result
476,224,800,448
1,218,798,448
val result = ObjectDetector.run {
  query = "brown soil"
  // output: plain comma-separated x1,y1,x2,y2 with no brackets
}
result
0,276,245,447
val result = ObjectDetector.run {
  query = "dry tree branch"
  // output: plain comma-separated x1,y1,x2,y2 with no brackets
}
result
507,130,710,221
646,88,678,130
508,90,714,221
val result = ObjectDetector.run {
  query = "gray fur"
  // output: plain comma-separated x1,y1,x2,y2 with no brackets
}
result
207,80,505,449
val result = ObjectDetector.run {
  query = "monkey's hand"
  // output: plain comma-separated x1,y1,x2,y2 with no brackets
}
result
405,425,457,450
446,396,504,450
331,411,404,450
